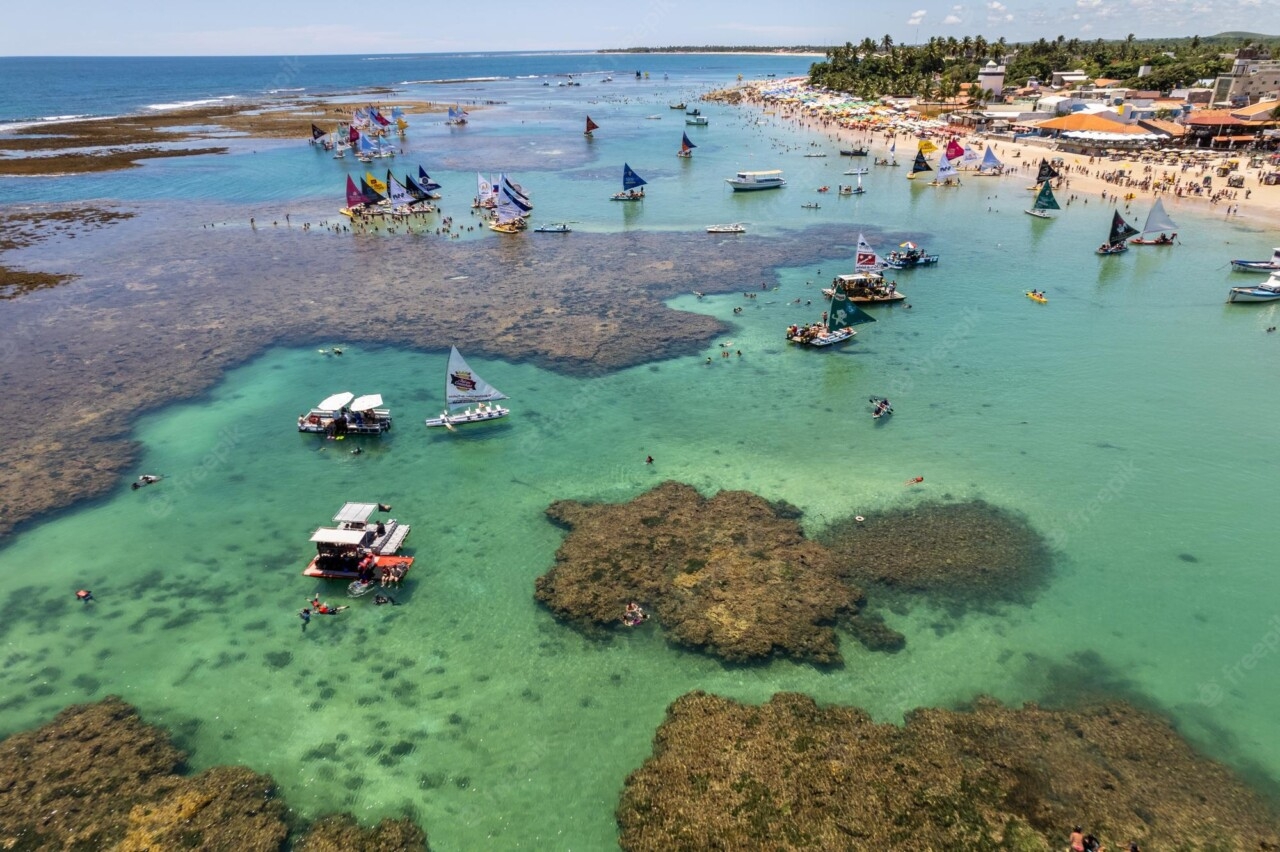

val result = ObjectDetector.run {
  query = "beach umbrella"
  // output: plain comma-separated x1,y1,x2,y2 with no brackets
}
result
899,241,918,250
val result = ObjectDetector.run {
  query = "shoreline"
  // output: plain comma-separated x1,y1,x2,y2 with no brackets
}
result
722,80,1280,229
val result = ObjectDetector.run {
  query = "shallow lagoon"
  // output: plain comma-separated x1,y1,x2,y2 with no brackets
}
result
3,62,1280,849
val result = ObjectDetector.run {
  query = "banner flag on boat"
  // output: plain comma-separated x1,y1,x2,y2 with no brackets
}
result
445,347,509,406
854,233,883,271
918,139,938,155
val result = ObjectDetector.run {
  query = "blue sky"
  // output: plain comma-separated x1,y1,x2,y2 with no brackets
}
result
1,0,1276,55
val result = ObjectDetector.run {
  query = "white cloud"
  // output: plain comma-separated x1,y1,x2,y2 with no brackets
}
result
987,0,1005,9
907,9,927,25
943,13,963,23
1076,0,1101,6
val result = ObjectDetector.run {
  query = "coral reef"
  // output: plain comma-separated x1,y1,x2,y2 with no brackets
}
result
617,691,1280,851
535,481,895,663
295,813,429,852
0,214,861,538
818,499,1052,604
0,696,428,851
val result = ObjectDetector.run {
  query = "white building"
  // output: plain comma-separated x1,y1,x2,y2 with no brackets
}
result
978,60,1006,97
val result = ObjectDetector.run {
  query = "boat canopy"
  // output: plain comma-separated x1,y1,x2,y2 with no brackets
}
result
349,394,384,411
333,502,381,525
317,392,355,411
736,169,783,178
310,528,370,546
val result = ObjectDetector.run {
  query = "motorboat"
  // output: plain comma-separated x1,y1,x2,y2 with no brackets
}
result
1227,274,1280,303
303,502,412,580
801,202,820,209
840,147,869,156
706,223,746,234
828,272,905,304
1230,247,1280,273
725,169,786,191
298,392,392,436
843,167,869,176
685,115,708,126
534,223,572,233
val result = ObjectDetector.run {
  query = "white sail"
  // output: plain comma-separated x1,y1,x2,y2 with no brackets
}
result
936,154,958,180
386,175,414,206
493,187,524,225
854,233,883,272
958,147,983,169
1140,198,1177,235
445,347,509,407
477,173,493,199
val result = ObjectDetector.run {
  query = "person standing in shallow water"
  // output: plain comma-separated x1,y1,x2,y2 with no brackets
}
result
298,608,311,632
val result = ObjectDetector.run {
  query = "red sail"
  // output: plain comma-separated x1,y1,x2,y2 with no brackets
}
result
584,116,599,134
345,175,364,209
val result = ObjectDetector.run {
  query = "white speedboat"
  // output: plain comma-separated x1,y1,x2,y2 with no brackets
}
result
725,169,786,191
298,392,392,436
1227,274,1280,303
842,167,869,175
1231,247,1280,273
534,223,572,233
706,223,746,234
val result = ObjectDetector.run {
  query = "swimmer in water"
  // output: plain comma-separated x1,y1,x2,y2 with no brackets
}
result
905,476,924,486
76,589,94,604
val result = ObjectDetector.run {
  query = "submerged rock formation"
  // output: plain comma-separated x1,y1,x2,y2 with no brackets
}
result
818,499,1052,604
618,691,1280,851
535,481,898,663
0,696,427,851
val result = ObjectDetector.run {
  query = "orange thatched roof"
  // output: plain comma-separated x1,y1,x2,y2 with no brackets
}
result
1035,113,1150,134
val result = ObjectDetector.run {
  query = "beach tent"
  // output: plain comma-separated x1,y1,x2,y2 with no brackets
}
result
1035,114,1150,135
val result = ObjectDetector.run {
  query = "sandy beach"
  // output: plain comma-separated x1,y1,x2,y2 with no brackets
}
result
727,81,1280,229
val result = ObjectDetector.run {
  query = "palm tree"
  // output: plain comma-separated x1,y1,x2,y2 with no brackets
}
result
860,37,877,57
961,35,974,59
882,34,895,54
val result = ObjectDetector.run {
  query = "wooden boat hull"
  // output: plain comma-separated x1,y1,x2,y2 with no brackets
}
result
1129,237,1175,245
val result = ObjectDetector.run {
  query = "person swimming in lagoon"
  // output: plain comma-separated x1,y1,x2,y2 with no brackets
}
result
131,474,162,490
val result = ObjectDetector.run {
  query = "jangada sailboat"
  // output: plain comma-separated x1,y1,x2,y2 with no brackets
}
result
1097,210,1139,255
424,347,511,430
928,154,960,186
677,132,697,159
1024,181,1060,219
1128,198,1178,245
612,163,647,200
584,115,599,137
785,288,876,347
1028,158,1060,190
906,149,933,180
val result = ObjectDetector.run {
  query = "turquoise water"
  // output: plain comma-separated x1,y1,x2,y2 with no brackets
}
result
4,63,1280,849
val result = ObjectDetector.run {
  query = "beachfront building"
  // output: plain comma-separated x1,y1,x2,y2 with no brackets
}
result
1183,107,1277,149
1211,50,1280,106
1050,70,1090,89
978,61,1006,98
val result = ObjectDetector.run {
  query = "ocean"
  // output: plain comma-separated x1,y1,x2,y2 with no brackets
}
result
1,53,1279,850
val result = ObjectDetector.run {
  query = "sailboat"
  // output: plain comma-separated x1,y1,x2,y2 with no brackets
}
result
1028,158,1060,189
677,132,697,158
874,140,899,167
487,184,532,233
785,287,877,347
928,154,960,186
1024,181,1060,219
1097,210,1139,255
1128,198,1178,245
976,147,1004,176
839,174,865,195
365,172,388,195
446,106,468,126
424,347,511,429
584,115,599,137
907,148,933,180
474,173,496,209
612,163,647,200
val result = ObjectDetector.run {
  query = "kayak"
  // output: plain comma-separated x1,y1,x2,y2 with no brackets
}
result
1026,292,1048,303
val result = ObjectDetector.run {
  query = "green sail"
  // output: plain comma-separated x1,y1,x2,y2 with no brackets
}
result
1033,181,1060,211
828,291,877,331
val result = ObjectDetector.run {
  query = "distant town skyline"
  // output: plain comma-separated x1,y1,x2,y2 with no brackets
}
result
2,0,1276,56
